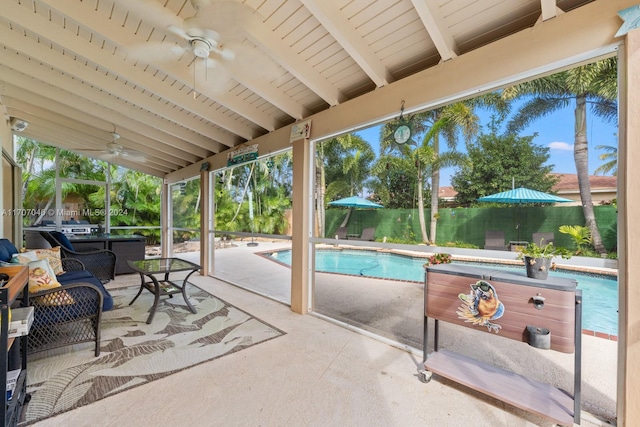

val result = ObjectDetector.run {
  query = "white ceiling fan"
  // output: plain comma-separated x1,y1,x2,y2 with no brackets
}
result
123,1,240,70
121,0,280,92
81,132,146,163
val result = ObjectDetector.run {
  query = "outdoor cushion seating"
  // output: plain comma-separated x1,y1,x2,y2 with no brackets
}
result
38,230,117,282
351,227,376,241
484,230,508,251
0,238,110,356
532,232,555,246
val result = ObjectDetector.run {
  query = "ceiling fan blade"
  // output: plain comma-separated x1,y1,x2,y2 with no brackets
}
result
121,151,147,162
168,24,193,42
114,0,184,30
189,0,211,11
193,1,255,41
127,42,188,64
190,58,231,93
225,42,282,82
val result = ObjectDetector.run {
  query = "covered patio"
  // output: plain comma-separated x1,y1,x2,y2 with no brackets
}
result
2,0,639,425
28,264,617,426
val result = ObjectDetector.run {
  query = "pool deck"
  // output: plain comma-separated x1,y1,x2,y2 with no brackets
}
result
185,240,619,424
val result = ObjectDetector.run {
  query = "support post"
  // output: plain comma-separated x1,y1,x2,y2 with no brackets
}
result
290,137,311,314
618,25,640,427
200,169,210,275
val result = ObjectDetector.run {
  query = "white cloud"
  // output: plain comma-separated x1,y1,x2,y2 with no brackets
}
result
548,141,573,151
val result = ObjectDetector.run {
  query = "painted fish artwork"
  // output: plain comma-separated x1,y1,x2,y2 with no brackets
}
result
457,280,505,333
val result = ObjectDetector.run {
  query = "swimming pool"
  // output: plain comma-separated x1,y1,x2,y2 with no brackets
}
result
266,248,618,336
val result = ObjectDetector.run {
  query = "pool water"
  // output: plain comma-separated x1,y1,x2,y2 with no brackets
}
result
268,249,619,336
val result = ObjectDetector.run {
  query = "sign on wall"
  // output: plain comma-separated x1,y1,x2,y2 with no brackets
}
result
290,120,311,143
227,144,259,167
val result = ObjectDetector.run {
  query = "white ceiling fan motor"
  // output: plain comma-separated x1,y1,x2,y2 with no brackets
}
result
191,38,212,58
107,132,123,154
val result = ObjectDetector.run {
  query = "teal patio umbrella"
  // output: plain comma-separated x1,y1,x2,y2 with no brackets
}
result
328,196,383,209
477,187,573,204
478,187,572,240
328,196,383,234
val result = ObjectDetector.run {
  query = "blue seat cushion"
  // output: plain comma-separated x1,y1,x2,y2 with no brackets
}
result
0,245,10,263
54,274,113,311
57,270,95,283
82,275,113,311
50,231,74,251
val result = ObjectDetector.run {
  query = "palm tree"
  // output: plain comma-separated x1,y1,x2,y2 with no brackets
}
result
503,57,617,255
381,94,507,244
594,144,617,176
380,118,465,243
316,134,375,237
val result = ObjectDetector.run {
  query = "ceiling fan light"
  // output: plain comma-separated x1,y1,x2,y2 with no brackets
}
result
191,39,211,58
107,142,123,155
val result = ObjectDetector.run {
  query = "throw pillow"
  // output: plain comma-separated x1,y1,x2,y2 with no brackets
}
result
18,247,65,275
28,259,74,306
28,259,61,293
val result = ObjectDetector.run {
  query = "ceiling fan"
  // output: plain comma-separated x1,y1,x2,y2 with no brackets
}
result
81,132,146,163
121,0,280,92
123,1,240,71
168,19,235,62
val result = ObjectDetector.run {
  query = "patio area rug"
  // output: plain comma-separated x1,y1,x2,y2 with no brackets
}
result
20,285,285,425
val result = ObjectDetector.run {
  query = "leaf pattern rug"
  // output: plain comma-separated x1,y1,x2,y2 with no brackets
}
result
21,285,285,425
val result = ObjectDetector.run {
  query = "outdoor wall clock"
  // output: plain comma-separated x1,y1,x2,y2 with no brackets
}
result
393,123,411,144
393,100,412,145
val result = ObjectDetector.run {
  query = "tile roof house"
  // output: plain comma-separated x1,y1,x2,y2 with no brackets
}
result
439,173,617,207
550,173,617,206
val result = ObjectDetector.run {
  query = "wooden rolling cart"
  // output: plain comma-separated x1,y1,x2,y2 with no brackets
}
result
422,264,582,426
1,266,32,426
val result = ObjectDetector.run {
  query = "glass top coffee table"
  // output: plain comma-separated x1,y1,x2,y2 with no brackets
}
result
127,258,200,324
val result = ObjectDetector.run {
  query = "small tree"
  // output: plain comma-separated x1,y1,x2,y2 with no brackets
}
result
452,121,557,205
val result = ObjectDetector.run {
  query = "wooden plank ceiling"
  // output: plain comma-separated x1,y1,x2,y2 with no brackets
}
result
0,0,593,177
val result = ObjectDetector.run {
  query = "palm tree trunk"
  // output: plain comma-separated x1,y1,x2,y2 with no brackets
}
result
417,166,430,243
430,132,441,245
315,155,326,237
574,95,605,254
430,169,439,245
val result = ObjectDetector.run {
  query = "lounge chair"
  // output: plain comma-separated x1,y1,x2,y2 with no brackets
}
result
484,230,508,251
351,227,376,241
335,227,348,239
532,232,555,246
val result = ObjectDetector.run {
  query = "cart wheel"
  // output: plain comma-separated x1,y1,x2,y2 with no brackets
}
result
416,369,432,383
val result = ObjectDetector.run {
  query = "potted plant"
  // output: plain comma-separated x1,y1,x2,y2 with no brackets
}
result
517,240,572,280
426,252,452,266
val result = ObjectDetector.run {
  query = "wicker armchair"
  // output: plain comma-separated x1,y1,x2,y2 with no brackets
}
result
28,281,103,357
28,258,104,356
39,231,117,282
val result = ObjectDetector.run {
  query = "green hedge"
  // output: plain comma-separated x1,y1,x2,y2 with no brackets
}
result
325,205,617,251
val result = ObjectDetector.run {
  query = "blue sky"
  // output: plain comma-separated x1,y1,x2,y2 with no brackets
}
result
355,104,618,187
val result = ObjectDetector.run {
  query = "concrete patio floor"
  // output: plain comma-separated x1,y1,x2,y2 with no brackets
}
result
31,241,618,426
